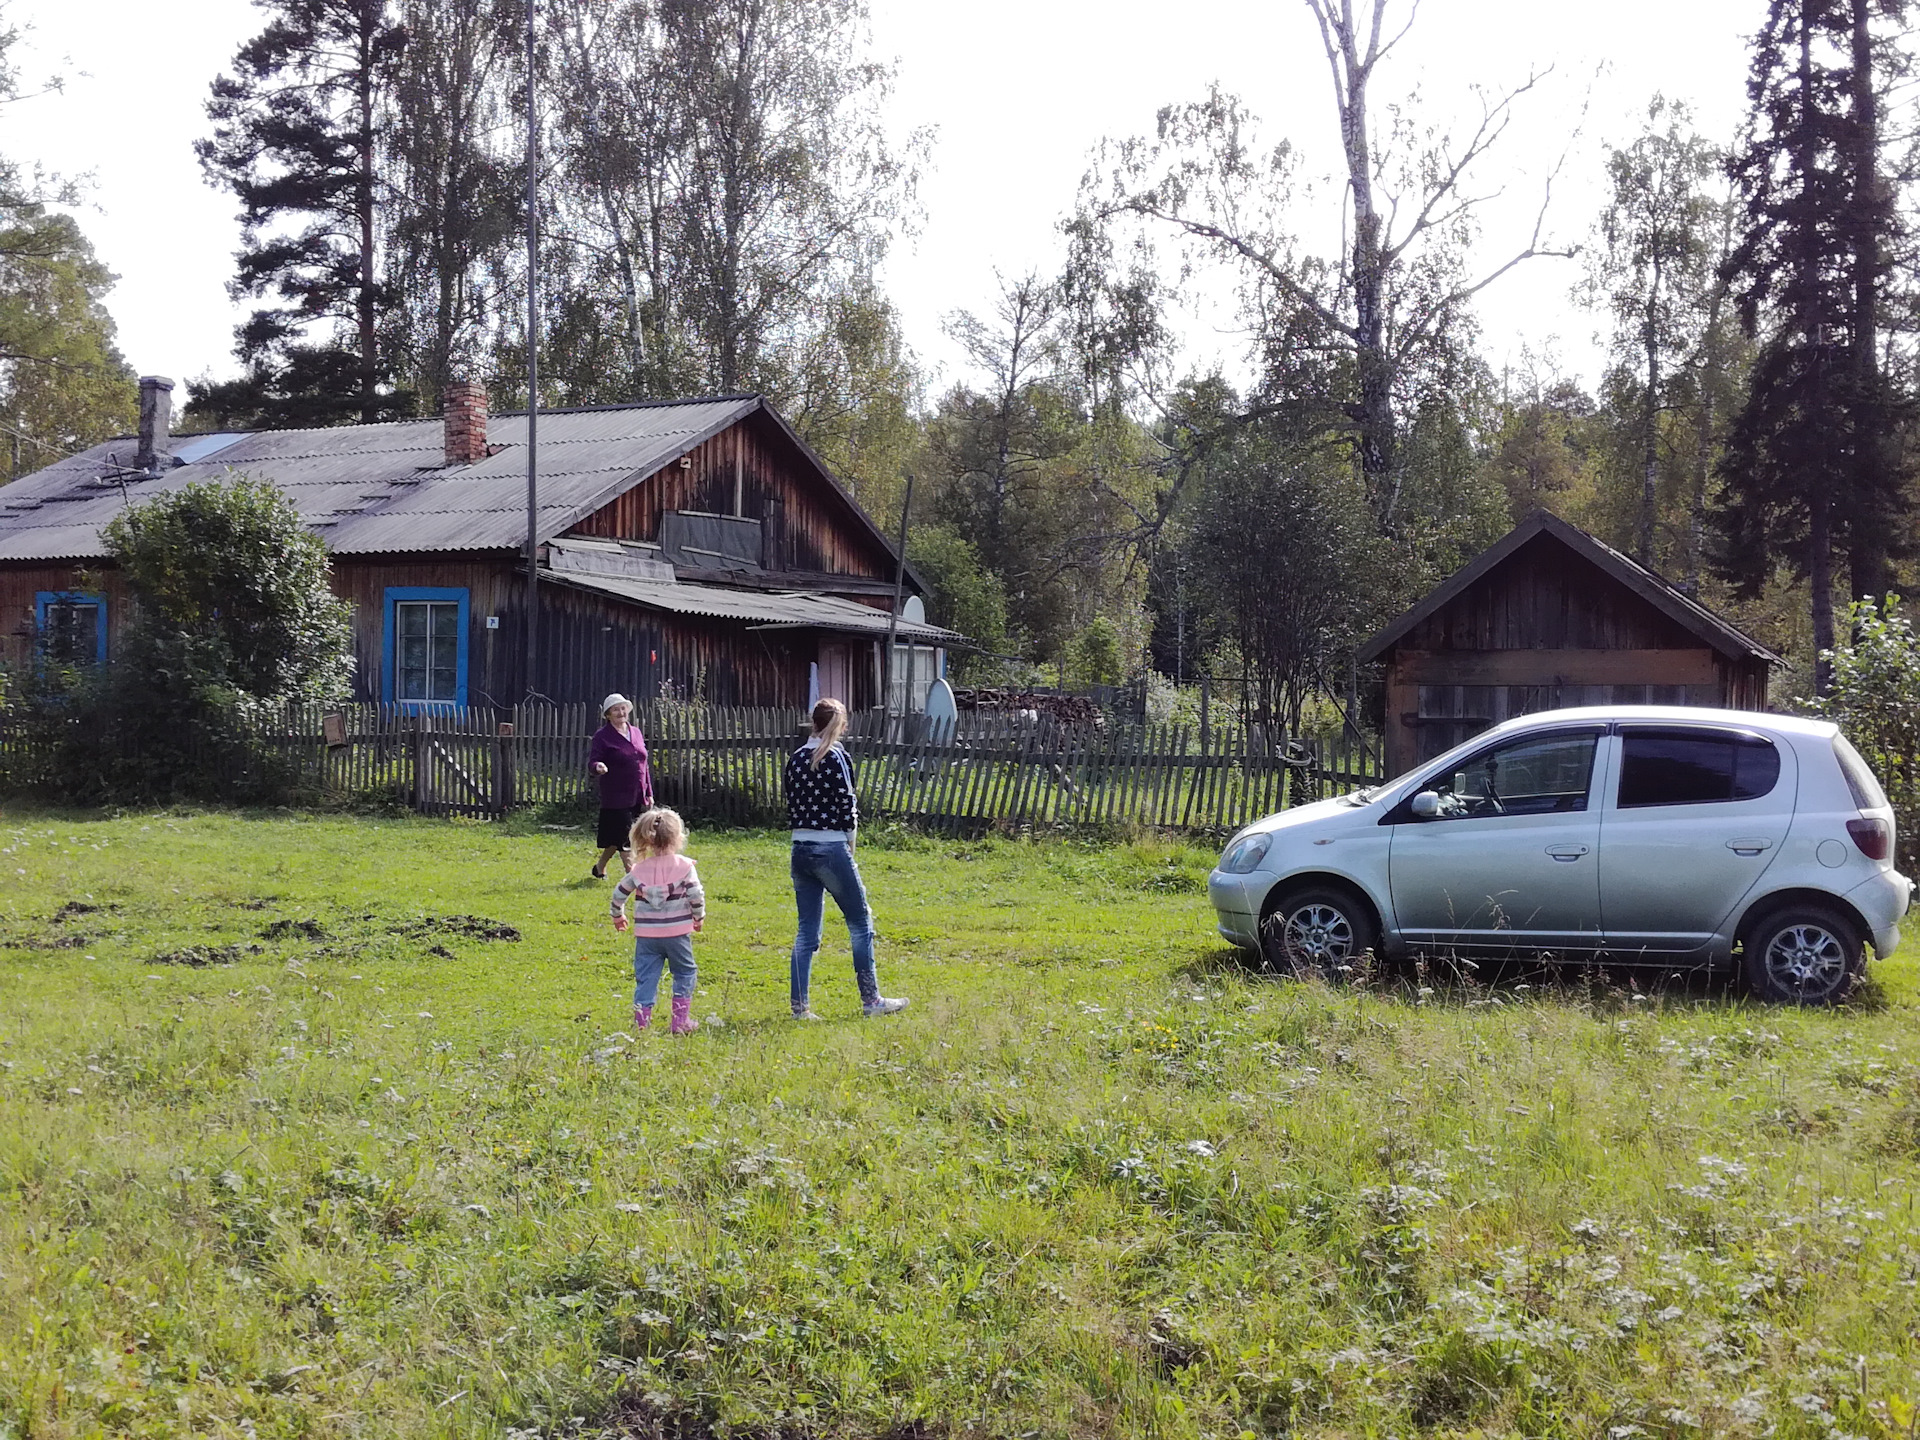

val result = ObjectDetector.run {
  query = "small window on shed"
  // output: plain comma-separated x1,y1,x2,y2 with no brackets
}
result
1617,729,1781,808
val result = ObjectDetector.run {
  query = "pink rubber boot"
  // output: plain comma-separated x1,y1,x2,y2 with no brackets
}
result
633,1004,653,1032
670,995,699,1035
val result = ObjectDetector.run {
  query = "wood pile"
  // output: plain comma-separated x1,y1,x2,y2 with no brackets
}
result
951,688,1105,725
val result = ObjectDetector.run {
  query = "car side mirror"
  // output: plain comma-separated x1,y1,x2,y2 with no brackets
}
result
1410,790,1442,819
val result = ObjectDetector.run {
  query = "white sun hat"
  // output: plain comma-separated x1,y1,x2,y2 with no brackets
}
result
601,693,632,715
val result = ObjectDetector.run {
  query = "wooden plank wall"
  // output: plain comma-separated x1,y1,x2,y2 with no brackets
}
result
569,413,895,580
328,558,823,710
1380,537,1775,774
0,564,133,669
1403,543,1707,652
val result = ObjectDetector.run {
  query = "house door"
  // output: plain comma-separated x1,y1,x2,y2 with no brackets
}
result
817,642,852,706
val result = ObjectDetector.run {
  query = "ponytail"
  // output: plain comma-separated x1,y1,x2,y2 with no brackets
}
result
808,697,848,769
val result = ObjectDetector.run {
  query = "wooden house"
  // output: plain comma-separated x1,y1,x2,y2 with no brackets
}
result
1358,510,1778,776
0,378,957,712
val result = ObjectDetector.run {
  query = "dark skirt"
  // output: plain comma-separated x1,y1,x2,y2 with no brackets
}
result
596,805,641,849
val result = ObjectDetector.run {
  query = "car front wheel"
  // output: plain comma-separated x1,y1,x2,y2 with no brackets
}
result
1262,886,1379,980
1742,904,1862,1006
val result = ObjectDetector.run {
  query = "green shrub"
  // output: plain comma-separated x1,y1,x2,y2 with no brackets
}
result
7,477,352,804
1815,596,1920,871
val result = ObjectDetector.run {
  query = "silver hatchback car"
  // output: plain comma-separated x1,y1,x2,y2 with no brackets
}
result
1208,706,1912,1004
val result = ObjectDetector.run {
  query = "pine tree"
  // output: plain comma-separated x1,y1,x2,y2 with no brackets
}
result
194,0,409,427
1714,0,1909,692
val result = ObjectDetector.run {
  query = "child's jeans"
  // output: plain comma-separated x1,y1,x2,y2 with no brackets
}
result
632,933,697,1008
789,840,879,1010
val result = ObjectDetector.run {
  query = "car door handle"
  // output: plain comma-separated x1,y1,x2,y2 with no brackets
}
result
1727,838,1773,855
1545,844,1590,861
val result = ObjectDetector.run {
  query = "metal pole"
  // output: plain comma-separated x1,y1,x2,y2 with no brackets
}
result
523,0,540,701
879,472,915,736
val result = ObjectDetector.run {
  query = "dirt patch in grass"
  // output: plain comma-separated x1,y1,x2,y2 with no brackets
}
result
147,943,264,967
391,914,521,942
260,918,327,941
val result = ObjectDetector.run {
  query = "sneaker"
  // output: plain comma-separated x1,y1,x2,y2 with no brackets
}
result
791,1007,822,1021
862,996,909,1018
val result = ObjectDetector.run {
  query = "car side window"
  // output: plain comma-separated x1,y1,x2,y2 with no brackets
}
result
1422,731,1599,820
1616,728,1781,808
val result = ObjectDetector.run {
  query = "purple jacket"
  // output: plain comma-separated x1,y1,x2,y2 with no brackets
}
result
589,722,653,810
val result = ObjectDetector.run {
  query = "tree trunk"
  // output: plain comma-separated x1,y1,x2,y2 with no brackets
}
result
1846,0,1889,605
1802,2,1836,695
1811,485,1835,693
1639,268,1661,566
357,10,379,424
1687,208,1733,595
1340,44,1395,523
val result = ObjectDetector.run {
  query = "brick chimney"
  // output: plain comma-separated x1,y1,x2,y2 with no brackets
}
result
135,376,174,474
443,379,489,466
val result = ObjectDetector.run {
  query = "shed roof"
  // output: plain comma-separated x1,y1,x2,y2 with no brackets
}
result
545,570,963,643
0,395,914,584
1356,510,1782,666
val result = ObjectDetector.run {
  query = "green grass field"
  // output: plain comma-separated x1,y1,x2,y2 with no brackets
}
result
2,807,1918,1439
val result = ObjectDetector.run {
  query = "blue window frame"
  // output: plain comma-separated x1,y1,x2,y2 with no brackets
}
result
35,591,107,664
383,586,469,708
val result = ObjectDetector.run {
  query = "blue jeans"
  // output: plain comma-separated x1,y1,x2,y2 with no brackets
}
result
790,841,879,1010
632,933,697,1009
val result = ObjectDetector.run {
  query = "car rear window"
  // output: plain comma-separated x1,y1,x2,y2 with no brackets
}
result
1617,728,1782,807
1833,735,1891,811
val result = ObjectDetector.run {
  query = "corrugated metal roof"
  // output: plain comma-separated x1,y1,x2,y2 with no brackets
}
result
0,396,759,561
548,570,963,642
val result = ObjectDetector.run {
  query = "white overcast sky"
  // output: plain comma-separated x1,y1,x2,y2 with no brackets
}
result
8,0,1759,406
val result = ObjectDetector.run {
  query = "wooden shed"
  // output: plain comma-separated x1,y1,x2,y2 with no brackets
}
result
1358,510,1779,776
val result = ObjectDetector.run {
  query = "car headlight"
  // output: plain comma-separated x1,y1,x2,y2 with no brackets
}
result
1219,833,1272,874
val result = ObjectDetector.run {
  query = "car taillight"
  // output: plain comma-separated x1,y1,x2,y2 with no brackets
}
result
1847,817,1891,861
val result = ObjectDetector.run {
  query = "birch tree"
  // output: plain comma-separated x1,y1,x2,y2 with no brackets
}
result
1588,97,1721,567
1084,0,1568,531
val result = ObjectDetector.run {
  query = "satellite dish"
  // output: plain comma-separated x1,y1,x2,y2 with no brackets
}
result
924,676,957,740
901,594,925,625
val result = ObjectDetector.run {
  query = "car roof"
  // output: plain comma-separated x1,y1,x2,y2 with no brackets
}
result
1482,705,1837,741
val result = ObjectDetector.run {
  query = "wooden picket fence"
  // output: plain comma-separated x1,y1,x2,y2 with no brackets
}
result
0,701,1384,834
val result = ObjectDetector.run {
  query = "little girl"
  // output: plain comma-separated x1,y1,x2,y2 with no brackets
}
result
609,807,706,1034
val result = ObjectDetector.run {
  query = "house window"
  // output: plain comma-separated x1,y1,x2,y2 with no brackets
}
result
35,591,106,664
383,587,468,707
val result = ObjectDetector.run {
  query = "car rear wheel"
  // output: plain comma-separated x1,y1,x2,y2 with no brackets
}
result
1262,886,1379,980
1741,904,1862,1006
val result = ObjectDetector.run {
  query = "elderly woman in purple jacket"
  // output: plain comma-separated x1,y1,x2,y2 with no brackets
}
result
589,693,654,878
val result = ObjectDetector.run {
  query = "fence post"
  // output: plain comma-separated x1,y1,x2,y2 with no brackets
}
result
494,721,516,815
410,711,429,812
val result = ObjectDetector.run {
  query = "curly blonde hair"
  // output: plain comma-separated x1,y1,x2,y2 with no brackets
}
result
628,806,687,858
